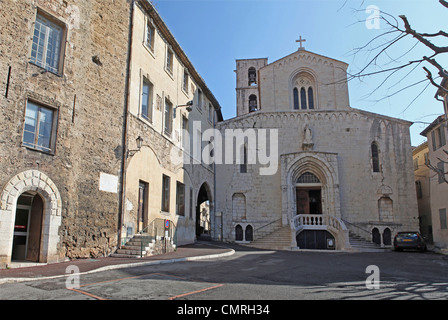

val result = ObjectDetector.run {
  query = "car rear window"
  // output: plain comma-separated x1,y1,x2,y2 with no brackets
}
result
397,232,418,239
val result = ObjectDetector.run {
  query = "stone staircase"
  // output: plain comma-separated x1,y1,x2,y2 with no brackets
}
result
348,232,391,252
245,226,293,250
112,234,155,258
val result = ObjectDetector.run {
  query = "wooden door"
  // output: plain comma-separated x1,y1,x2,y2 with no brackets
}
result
296,189,310,215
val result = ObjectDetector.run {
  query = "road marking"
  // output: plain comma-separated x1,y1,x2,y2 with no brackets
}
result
168,283,224,300
68,288,108,300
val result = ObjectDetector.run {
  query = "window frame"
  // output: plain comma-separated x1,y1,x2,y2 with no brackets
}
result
165,46,174,76
371,142,380,173
164,97,173,137
22,99,58,155
140,77,153,122
145,18,156,53
30,9,67,76
161,174,171,213
176,181,185,216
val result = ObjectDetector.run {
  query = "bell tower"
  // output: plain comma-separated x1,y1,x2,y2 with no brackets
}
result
235,58,267,117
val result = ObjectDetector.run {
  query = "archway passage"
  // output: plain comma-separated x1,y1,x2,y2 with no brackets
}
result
11,192,44,262
196,183,212,240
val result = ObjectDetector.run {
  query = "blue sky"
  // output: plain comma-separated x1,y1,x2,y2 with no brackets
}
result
154,0,448,146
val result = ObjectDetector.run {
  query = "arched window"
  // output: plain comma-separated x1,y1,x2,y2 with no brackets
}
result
249,94,257,113
248,67,256,86
245,225,253,241
300,87,307,110
371,142,380,172
308,87,314,109
235,224,243,241
297,172,320,184
293,88,299,110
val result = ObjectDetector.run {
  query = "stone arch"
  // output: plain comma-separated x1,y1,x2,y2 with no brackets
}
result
0,170,62,267
282,152,341,224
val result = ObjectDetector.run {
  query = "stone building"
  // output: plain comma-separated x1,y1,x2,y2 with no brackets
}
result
215,47,420,250
0,0,131,267
420,114,448,251
412,142,432,242
117,0,222,254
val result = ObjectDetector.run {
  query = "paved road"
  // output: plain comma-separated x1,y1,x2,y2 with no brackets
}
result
1,244,448,301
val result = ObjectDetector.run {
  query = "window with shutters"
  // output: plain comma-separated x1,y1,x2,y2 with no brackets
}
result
431,124,446,151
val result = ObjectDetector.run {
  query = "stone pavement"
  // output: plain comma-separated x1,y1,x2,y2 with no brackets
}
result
0,242,235,284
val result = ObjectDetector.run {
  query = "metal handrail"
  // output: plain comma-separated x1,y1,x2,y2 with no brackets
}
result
138,218,177,257
341,218,371,239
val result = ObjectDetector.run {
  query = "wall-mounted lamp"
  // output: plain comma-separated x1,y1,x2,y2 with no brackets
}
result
176,100,193,112
127,135,143,158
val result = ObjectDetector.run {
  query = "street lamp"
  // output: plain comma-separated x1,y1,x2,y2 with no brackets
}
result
176,100,193,112
127,135,143,158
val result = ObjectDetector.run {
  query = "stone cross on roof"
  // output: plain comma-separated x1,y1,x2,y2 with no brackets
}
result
296,36,306,50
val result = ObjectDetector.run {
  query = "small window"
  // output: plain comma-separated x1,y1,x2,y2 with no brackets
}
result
146,20,155,52
30,12,66,74
240,145,247,173
166,47,174,75
300,87,307,110
182,115,189,150
308,87,314,109
413,157,419,171
293,88,299,110
437,161,445,184
208,104,213,122
297,172,320,184
22,100,58,153
197,89,202,110
440,208,447,230
176,182,185,216
371,142,380,172
161,175,170,212
249,95,257,112
432,125,446,151
183,69,189,93
164,98,173,136
141,78,153,121
248,67,257,86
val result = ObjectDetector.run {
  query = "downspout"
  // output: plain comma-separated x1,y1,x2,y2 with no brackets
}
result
118,0,135,249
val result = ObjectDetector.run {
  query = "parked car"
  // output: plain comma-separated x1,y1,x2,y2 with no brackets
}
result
393,231,427,252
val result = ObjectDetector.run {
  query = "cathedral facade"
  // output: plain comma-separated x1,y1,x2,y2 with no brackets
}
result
214,48,419,250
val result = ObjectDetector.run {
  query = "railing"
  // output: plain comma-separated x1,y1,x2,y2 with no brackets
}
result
138,218,177,258
253,218,283,239
341,218,371,241
293,214,346,233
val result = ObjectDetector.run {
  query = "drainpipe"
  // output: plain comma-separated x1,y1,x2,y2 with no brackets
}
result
118,0,135,249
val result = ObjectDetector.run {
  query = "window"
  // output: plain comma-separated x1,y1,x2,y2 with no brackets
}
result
161,175,170,212
30,12,65,74
437,161,445,184
308,87,314,109
371,142,380,172
293,88,299,110
183,69,189,93
182,115,189,150
138,181,148,230
249,95,257,113
208,104,213,122
197,89,202,110
240,145,247,173
413,157,419,171
297,172,320,184
176,182,185,216
248,67,257,86
431,125,446,151
141,78,153,121
440,208,447,230
145,20,155,52
166,47,174,75
300,87,307,110
164,98,173,136
23,100,57,153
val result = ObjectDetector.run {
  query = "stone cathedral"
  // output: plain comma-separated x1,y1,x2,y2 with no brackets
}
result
214,44,419,250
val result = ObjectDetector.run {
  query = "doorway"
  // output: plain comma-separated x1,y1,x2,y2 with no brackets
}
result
11,192,44,262
196,183,211,240
296,187,322,215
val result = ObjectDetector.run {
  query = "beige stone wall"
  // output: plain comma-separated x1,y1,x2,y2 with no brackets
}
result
215,109,419,243
413,142,432,239
123,2,219,246
0,0,130,265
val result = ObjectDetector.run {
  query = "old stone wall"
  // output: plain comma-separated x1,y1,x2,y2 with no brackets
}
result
0,0,130,264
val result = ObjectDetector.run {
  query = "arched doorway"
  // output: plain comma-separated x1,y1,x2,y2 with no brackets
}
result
0,170,62,268
11,192,44,262
295,172,322,215
196,183,212,240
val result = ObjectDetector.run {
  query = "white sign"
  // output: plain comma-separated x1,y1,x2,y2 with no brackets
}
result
99,172,118,193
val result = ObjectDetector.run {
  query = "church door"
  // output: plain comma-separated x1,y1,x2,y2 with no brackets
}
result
296,188,322,215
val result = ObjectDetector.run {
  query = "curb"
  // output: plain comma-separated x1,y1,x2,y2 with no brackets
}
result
0,248,235,285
